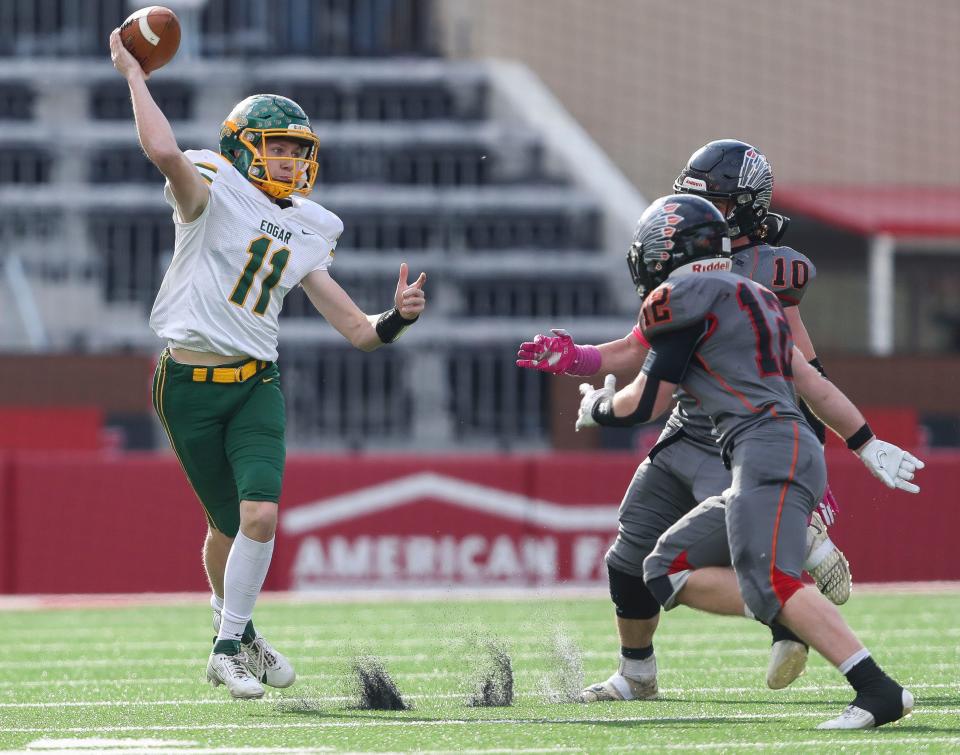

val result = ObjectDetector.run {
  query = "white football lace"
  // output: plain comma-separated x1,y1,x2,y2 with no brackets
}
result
245,638,277,678
837,705,867,720
224,652,253,680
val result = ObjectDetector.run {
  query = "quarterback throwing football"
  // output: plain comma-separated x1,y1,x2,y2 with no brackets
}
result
110,30,426,699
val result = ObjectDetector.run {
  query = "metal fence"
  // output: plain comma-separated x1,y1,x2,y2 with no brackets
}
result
277,343,551,450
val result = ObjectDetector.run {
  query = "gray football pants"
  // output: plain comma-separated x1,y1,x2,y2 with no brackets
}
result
644,419,826,624
605,433,732,578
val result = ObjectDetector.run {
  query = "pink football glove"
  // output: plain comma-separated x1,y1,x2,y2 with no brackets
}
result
516,329,601,376
516,329,578,374
816,484,840,526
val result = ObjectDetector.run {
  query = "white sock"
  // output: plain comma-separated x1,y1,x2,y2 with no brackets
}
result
210,593,224,613
215,531,274,645
838,647,871,675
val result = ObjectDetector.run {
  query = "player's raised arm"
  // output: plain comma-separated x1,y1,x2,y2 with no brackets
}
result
109,29,208,222
301,263,426,352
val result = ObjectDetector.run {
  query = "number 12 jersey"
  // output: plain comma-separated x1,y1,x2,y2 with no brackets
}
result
640,270,805,448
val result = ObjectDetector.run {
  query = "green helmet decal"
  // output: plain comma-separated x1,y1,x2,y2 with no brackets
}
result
219,94,320,199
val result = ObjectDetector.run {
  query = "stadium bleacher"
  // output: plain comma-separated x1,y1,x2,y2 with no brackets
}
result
0,0,640,450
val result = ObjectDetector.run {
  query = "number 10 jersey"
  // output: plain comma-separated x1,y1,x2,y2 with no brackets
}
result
150,149,344,361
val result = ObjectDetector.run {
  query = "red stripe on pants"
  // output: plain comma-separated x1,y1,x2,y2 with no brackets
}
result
769,421,801,606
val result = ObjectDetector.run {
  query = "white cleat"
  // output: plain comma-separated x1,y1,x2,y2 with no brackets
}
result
817,689,914,729
804,512,852,605
767,640,808,689
580,657,658,702
212,607,295,689
243,634,296,688
206,651,265,699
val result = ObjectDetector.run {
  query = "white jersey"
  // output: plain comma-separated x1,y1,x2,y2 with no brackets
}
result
150,149,342,361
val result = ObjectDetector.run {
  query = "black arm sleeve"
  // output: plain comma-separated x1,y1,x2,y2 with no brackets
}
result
591,322,705,428
799,357,828,444
642,322,706,383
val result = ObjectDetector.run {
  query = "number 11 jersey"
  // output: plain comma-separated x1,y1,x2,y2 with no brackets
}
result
150,149,343,361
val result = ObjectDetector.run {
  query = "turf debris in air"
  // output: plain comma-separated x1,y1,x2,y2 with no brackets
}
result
468,640,514,707
351,655,410,710
539,629,585,703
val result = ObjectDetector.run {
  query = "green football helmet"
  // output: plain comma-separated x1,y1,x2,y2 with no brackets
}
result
219,94,320,199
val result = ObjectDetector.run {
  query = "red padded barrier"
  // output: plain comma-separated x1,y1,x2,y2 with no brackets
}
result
821,450,957,583
0,408,104,451
11,453,208,593
0,454,11,593
4,450,958,593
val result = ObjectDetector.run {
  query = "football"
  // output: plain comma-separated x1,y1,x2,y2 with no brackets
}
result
119,6,181,73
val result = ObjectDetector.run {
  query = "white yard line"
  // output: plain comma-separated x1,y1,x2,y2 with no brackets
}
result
3,646,960,669
4,743,340,755
2,681,958,709
3,708,959,734
1,663,956,691
1,582,957,611
3,739,957,755
2,741,958,755
6,625,960,655
7,746,569,755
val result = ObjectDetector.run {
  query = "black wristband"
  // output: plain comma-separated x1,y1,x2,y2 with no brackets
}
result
591,376,661,427
846,422,873,450
591,398,616,426
375,307,418,344
809,357,827,377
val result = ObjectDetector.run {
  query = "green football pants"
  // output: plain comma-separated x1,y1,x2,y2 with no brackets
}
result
151,349,286,537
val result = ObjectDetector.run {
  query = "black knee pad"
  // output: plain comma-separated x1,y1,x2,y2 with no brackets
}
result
608,563,661,620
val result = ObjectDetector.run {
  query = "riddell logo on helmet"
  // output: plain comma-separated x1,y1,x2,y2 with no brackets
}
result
681,177,707,190
691,260,728,273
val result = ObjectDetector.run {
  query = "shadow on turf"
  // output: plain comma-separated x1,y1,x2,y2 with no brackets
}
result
654,695,851,707
263,701,960,734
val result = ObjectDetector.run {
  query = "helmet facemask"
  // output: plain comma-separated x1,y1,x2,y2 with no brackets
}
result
219,94,321,200
233,126,320,200
627,240,670,300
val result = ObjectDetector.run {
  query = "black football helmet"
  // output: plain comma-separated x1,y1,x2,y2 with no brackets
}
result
673,139,774,240
627,194,730,298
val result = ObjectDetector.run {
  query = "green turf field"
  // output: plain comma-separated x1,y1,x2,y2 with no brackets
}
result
1,589,958,753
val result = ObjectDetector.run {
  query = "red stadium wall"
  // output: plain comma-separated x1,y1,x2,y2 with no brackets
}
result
2,451,958,594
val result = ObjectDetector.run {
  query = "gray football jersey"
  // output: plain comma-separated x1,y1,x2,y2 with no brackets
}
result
641,271,803,447
657,243,815,445
731,243,816,307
